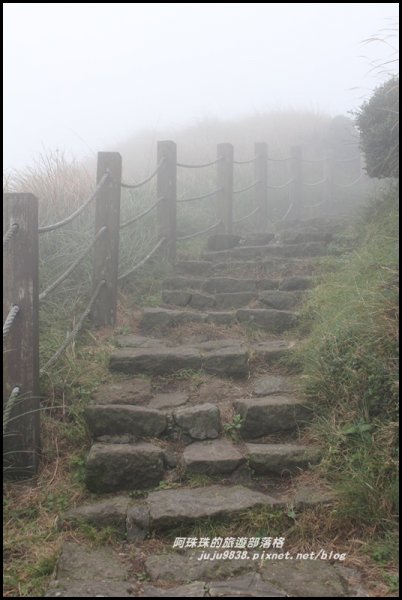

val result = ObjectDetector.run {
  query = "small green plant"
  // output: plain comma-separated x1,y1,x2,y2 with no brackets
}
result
223,414,244,440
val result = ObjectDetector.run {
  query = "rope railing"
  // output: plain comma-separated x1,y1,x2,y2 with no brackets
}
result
39,279,106,375
176,157,223,168
121,159,165,189
267,156,291,162
233,156,258,165
3,223,19,247
3,305,20,343
177,220,222,241
120,198,164,229
233,206,259,224
177,187,223,203
118,237,166,282
38,173,109,234
267,179,294,189
302,177,328,187
3,386,21,435
271,201,294,224
334,173,364,187
233,180,260,194
39,227,107,302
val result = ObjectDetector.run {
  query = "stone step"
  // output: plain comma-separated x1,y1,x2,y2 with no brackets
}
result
140,307,297,333
202,241,327,262
109,335,292,377
210,258,318,278
181,439,245,475
85,442,165,493
85,404,167,439
163,275,313,293
234,396,312,438
245,443,322,475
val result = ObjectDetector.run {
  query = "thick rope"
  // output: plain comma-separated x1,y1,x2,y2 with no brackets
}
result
120,198,163,229
39,227,107,301
233,206,259,223
3,305,20,343
39,280,106,374
177,188,222,203
38,173,109,233
233,180,260,194
3,223,19,247
121,159,165,189
177,220,222,241
118,238,166,281
176,157,222,168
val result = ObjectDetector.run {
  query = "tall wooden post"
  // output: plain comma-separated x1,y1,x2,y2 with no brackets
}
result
217,143,233,233
3,194,40,477
289,146,303,222
254,142,268,231
91,152,122,326
157,141,177,261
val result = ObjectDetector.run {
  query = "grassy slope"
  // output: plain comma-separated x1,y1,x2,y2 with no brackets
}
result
295,183,399,574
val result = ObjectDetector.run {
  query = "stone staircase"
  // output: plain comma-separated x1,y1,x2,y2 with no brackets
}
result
47,221,367,597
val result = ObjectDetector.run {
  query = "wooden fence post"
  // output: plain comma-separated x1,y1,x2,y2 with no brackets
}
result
254,142,268,230
289,146,303,222
157,141,177,261
217,143,233,233
91,152,122,327
3,194,40,477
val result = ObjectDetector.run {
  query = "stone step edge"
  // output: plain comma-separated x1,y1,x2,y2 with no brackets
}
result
59,483,336,541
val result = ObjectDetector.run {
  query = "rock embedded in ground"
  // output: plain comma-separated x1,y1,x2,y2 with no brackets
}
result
279,276,314,291
162,289,192,306
149,392,189,410
85,442,165,493
182,439,245,474
202,277,257,294
236,308,297,332
85,404,167,438
215,291,256,309
146,484,280,529
140,307,208,332
173,403,221,440
189,291,216,310
141,582,207,597
207,233,242,251
208,572,286,597
90,378,152,405
245,443,322,475
259,290,304,310
234,396,312,437
60,496,129,534
253,375,296,396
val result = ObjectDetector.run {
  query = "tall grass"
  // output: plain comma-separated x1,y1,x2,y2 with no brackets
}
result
295,182,399,553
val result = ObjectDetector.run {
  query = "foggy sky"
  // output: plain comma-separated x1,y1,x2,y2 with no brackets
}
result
4,3,399,171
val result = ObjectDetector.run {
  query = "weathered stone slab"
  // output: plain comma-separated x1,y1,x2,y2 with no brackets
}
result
207,233,241,251
215,291,256,309
260,558,351,597
91,378,152,405
126,502,150,541
189,291,216,310
60,497,129,534
234,396,311,437
241,232,276,246
279,276,314,291
141,308,208,332
175,260,212,275
208,572,285,597
45,542,134,597
200,346,249,377
182,439,245,474
141,582,206,597
249,340,294,363
85,443,165,492
203,277,257,294
245,443,322,475
163,276,204,290
259,290,303,310
236,308,297,332
149,392,188,410
253,375,296,396
279,229,333,244
147,485,279,528
206,311,236,325
145,550,254,583
173,404,221,440
115,334,164,348
110,346,202,375
162,289,191,306
255,278,280,290
85,405,167,438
